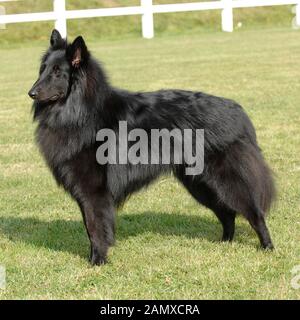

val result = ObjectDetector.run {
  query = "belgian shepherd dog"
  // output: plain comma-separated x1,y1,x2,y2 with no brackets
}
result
28,30,275,265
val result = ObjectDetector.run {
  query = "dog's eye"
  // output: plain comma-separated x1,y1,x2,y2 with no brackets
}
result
53,65,60,73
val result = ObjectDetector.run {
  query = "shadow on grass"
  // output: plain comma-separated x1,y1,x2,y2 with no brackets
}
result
0,212,253,259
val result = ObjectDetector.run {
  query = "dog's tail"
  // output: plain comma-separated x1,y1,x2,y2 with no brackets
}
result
208,141,276,216
240,141,276,215
256,150,276,215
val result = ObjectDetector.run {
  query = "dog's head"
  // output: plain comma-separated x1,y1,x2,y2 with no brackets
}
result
28,29,89,103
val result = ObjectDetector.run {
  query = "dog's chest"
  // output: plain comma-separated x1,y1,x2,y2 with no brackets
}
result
36,126,83,166
35,125,102,191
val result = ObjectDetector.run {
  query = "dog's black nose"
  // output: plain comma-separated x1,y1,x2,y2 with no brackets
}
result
28,90,38,99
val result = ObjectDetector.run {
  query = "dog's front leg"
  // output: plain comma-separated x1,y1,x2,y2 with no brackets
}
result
77,190,115,265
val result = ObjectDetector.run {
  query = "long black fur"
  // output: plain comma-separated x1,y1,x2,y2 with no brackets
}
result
29,30,276,265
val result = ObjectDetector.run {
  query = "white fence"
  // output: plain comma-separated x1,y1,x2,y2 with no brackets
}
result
0,0,299,38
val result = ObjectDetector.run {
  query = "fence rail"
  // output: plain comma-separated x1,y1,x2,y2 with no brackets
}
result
0,0,299,38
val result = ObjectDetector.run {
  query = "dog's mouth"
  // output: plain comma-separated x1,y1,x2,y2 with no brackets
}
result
49,94,60,101
34,93,63,103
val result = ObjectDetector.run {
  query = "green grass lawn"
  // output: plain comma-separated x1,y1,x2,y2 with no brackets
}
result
0,28,300,299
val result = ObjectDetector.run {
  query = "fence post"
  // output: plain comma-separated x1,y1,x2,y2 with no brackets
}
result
53,0,67,38
0,4,5,30
221,0,233,32
296,1,300,27
141,0,154,39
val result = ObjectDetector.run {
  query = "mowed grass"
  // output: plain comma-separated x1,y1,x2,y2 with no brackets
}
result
0,28,300,299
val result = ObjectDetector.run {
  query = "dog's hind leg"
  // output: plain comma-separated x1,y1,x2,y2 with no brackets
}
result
190,184,236,242
175,170,236,242
243,205,274,250
204,176,274,249
212,207,236,242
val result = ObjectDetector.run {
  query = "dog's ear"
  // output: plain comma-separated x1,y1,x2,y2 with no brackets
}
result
50,29,64,49
67,36,89,68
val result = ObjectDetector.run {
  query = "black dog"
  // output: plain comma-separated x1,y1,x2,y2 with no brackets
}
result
28,30,275,265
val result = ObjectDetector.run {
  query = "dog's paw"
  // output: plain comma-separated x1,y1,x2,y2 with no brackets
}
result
90,248,107,266
262,243,274,251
